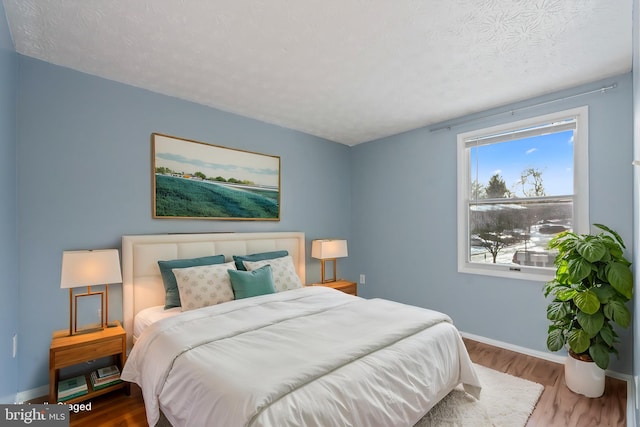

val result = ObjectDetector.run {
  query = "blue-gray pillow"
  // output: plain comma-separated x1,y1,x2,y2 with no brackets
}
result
228,265,276,299
158,255,226,309
232,250,288,271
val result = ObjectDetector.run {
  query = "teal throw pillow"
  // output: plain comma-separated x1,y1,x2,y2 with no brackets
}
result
228,265,276,299
158,255,226,309
233,250,288,271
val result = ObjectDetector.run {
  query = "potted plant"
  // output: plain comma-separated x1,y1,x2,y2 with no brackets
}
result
543,224,633,397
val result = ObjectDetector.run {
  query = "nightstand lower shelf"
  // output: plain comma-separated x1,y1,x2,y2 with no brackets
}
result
58,377,127,404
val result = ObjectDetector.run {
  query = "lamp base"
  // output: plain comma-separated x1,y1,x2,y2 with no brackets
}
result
320,258,338,283
69,286,108,336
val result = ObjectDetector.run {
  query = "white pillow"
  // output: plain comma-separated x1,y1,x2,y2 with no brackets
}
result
172,261,237,311
243,255,302,292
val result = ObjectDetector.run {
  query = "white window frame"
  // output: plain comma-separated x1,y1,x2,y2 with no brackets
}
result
457,106,589,281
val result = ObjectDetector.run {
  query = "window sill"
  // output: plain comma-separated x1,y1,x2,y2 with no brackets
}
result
458,262,554,282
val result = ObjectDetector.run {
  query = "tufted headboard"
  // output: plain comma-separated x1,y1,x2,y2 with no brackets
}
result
121,231,305,349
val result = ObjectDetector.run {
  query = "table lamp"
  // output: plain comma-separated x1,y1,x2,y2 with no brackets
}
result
60,249,122,335
311,239,348,283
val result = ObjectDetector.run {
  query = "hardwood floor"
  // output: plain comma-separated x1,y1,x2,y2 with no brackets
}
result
463,339,627,427
36,338,626,427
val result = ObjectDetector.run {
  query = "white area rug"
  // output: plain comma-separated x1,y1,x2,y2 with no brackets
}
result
416,364,544,427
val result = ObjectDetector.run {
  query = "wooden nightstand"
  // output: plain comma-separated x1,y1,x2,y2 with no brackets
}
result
49,320,129,404
313,279,357,296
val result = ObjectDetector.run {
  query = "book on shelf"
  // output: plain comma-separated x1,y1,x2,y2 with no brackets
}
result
58,389,88,402
96,365,120,378
58,375,88,401
90,370,121,389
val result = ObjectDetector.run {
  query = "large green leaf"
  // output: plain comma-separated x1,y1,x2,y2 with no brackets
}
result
589,343,610,370
555,289,577,302
604,301,631,328
548,231,576,250
599,323,615,347
594,223,626,248
575,238,607,262
591,285,618,303
568,329,590,354
566,258,592,283
600,236,624,260
605,262,633,300
595,264,608,283
554,262,571,284
545,280,572,297
543,281,557,298
546,301,569,321
547,328,565,352
576,311,604,337
573,290,600,315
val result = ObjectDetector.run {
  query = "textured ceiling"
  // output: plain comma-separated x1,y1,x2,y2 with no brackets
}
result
3,0,632,145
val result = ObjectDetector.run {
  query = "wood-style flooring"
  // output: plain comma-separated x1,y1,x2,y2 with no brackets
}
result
463,339,627,427
35,338,627,427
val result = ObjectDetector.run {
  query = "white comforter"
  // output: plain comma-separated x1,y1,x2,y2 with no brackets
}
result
122,286,481,427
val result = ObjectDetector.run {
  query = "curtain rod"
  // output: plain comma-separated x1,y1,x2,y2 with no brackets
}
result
429,83,617,133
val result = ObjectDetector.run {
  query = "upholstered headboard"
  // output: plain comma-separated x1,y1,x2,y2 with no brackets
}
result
121,231,305,349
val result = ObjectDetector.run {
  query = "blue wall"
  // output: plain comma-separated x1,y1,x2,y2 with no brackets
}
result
349,74,634,374
16,56,351,392
0,3,19,402
8,49,637,396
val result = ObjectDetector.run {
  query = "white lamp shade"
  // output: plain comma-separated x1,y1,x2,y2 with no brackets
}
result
311,239,348,259
60,249,122,289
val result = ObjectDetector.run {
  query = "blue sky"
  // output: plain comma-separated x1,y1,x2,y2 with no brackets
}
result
154,134,280,187
470,129,574,197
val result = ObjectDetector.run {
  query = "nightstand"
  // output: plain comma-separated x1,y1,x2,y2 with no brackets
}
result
49,320,129,404
313,279,357,296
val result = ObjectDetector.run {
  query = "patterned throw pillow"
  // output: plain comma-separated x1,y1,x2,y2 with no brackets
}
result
172,261,237,311
158,255,226,309
242,255,302,292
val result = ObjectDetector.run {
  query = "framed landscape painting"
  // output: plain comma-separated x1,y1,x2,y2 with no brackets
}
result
152,133,280,220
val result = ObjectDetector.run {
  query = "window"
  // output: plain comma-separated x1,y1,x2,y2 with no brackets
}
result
457,106,589,281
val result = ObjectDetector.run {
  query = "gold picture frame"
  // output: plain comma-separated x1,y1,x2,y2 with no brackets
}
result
152,133,281,220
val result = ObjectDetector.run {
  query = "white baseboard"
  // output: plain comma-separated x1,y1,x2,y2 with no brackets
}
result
460,331,636,427
627,379,637,427
460,331,566,364
14,385,48,404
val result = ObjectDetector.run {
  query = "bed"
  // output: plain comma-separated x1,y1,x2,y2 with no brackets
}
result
120,232,481,427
